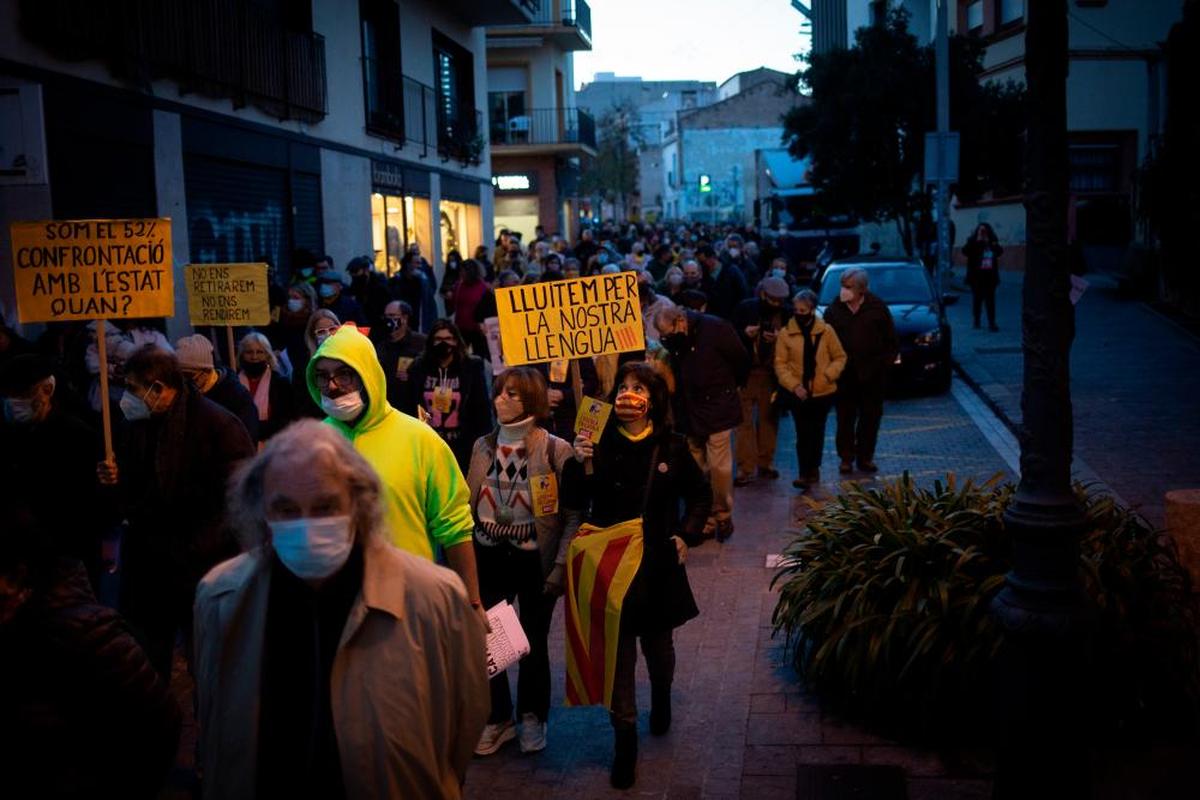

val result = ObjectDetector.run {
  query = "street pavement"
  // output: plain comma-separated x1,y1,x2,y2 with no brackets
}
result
947,268,1200,528
463,383,1011,799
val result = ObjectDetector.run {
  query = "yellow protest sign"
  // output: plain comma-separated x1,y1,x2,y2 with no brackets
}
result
574,397,613,443
10,218,174,323
496,273,645,365
185,263,271,326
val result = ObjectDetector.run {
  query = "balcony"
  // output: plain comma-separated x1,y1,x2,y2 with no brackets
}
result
442,0,538,26
19,0,327,122
490,108,596,155
487,0,592,51
399,77,483,166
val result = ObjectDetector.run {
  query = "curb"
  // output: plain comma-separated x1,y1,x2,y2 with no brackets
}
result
951,357,1021,439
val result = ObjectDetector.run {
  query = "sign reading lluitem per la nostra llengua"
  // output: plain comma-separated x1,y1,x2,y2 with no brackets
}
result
185,263,271,326
10,219,174,323
496,272,646,365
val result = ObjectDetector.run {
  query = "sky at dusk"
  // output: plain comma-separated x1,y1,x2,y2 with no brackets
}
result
573,0,811,88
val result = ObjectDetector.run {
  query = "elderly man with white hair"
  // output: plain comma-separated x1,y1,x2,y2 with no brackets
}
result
193,420,489,800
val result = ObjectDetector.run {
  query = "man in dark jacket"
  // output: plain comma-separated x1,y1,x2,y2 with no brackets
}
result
347,255,393,326
376,300,427,411
730,277,791,485
697,244,748,320
0,491,181,800
97,346,255,678
821,268,898,474
0,355,106,583
175,333,259,440
316,273,368,325
721,234,760,286
655,306,750,541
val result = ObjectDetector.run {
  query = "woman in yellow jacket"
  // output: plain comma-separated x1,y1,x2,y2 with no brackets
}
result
774,289,848,489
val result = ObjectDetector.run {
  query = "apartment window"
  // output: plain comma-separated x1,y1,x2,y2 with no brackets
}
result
965,1,985,33
999,0,1025,26
432,31,475,141
488,91,527,144
360,0,403,138
1069,144,1122,193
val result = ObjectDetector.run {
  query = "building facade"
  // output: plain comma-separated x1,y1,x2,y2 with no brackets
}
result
1,0,523,336
577,74,718,219
660,69,804,224
486,0,596,244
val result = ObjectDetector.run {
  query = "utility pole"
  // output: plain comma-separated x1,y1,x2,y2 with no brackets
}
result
990,1,1092,797
935,0,951,294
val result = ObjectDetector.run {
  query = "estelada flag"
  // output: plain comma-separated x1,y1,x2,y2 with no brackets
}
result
564,518,644,708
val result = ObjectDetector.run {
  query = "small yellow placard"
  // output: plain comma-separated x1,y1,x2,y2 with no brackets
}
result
530,472,559,517
185,263,271,326
574,397,613,443
496,273,645,366
10,218,174,323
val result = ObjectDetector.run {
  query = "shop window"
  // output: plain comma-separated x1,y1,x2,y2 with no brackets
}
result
440,200,482,262
370,191,434,276
494,196,540,245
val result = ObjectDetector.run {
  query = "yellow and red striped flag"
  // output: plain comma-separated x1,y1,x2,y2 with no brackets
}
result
564,518,645,708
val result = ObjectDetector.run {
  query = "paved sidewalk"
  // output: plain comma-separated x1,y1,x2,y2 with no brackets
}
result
947,270,1200,528
464,386,1009,799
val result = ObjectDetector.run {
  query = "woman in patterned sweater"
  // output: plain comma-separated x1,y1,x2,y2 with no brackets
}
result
464,367,580,758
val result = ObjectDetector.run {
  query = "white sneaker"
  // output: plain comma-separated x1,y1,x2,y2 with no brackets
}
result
474,720,516,756
518,712,547,753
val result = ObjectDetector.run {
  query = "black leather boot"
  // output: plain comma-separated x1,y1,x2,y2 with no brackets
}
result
649,684,672,735
610,727,638,789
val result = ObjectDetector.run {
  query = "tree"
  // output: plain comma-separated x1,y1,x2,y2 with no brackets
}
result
782,8,1025,254
579,102,642,221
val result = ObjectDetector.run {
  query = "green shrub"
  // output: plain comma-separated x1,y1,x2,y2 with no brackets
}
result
771,473,1198,742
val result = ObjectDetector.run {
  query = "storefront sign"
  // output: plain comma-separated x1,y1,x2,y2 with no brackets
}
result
185,263,271,326
492,173,537,193
372,161,405,191
496,273,645,365
10,218,174,322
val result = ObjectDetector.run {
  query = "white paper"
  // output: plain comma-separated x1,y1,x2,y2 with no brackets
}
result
485,600,531,678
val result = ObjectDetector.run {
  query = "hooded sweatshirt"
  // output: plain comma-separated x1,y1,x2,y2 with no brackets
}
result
306,327,473,559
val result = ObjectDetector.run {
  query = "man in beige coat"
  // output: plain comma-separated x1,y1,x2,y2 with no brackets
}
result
193,420,489,800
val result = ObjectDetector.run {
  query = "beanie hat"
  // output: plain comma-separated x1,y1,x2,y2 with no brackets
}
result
760,276,790,300
174,335,214,370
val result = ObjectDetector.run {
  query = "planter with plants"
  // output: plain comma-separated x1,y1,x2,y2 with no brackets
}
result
771,473,1198,744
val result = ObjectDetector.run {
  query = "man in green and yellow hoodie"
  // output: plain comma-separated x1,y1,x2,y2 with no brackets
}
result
306,326,483,616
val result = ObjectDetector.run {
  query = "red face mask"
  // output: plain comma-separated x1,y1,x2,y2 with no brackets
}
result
615,391,649,422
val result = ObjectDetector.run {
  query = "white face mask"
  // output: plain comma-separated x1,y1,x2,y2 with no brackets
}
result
269,515,354,581
286,298,306,313
119,390,151,421
839,287,856,304
321,390,364,421
728,248,741,259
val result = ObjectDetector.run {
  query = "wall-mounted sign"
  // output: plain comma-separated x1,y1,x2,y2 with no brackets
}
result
492,173,537,194
372,161,404,191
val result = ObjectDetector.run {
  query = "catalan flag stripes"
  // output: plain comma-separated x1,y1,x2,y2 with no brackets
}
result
564,519,645,708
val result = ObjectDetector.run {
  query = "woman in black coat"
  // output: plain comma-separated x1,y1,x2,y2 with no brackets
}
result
403,319,493,473
962,222,1003,331
565,361,712,790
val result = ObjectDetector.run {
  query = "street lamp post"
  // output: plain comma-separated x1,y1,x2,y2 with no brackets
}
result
990,1,1093,797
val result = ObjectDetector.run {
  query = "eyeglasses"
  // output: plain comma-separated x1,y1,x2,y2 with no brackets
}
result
314,367,360,389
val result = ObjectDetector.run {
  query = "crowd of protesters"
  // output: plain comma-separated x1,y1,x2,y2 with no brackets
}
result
0,218,903,796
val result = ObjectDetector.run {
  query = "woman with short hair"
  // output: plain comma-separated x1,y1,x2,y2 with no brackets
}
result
467,366,580,757
237,331,296,443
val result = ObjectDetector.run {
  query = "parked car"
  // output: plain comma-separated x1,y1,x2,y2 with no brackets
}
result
813,257,954,393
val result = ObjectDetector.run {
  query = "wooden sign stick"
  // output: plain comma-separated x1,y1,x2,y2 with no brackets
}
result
95,320,114,463
226,325,238,371
571,360,595,476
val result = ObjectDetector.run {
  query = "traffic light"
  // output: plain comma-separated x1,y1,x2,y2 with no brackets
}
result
698,174,712,193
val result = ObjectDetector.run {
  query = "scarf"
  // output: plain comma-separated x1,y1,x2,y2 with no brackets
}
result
239,369,272,422
799,321,818,390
